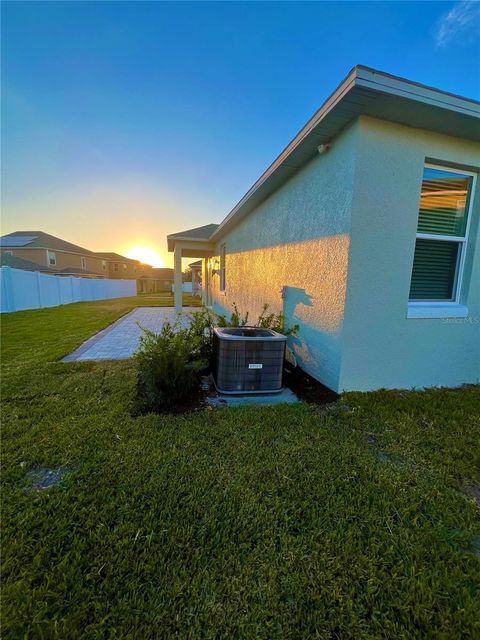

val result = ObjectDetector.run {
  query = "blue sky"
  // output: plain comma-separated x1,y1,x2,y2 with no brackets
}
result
2,1,479,266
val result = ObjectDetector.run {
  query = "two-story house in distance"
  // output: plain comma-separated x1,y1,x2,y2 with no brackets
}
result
0,231,107,277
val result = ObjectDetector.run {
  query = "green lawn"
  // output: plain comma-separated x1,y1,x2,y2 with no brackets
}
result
1,296,479,639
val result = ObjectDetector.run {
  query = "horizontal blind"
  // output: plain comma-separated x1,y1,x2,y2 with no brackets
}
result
417,168,471,236
409,239,459,300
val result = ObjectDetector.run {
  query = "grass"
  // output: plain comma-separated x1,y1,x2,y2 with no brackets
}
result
1,296,479,639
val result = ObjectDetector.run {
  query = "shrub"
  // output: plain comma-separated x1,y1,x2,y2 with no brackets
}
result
186,308,216,362
216,302,249,327
134,322,205,412
256,303,299,336
134,303,299,412
217,302,298,336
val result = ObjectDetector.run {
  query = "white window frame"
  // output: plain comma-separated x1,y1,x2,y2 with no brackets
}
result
47,250,56,266
81,256,86,269
219,244,226,292
408,163,476,319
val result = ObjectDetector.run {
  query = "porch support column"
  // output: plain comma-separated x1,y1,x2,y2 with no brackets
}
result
201,258,208,306
191,268,198,296
174,244,182,313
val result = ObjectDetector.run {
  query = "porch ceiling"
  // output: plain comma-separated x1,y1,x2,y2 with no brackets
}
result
167,239,214,258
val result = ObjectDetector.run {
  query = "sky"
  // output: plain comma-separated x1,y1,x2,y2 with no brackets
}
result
2,1,479,267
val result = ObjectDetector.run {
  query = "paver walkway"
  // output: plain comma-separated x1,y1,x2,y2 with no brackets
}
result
63,307,198,362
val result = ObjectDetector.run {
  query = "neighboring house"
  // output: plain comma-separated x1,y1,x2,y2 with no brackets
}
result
94,252,172,293
167,66,480,393
0,231,108,277
138,268,174,293
0,252,54,274
93,252,146,280
0,253,103,278
152,267,174,291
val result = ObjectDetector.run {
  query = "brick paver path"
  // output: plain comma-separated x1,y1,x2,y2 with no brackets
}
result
63,307,198,362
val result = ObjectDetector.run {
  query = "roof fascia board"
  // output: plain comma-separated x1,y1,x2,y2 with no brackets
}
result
167,235,215,243
355,67,480,116
210,67,480,243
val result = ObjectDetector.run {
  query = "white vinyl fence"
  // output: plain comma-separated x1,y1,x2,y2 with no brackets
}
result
171,282,193,293
0,267,137,313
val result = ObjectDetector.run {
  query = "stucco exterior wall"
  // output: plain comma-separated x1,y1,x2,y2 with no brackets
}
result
340,116,480,391
1,248,48,266
107,261,138,279
210,123,358,391
51,251,106,274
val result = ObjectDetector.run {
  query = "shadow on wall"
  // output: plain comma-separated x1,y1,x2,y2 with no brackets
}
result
282,285,342,390
282,285,313,322
282,285,313,356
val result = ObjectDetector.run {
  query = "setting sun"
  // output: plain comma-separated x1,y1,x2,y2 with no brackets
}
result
124,246,165,268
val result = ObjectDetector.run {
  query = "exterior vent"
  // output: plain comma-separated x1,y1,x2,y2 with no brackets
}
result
213,327,286,394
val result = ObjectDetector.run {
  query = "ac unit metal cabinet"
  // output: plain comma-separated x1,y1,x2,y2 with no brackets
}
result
213,327,287,394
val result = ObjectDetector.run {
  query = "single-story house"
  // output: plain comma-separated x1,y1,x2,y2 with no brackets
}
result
93,253,173,293
167,66,480,393
137,268,174,293
152,267,174,290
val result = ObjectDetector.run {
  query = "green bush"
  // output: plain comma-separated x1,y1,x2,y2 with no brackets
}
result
186,307,216,362
134,322,205,412
134,303,298,412
256,303,299,336
217,302,299,335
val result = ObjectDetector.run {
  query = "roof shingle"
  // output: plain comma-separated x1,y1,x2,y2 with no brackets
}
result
0,231,95,254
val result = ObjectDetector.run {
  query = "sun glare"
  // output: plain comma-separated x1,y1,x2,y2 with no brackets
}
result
125,246,165,268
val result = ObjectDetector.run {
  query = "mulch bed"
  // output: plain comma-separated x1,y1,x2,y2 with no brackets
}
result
283,364,338,405
134,364,338,415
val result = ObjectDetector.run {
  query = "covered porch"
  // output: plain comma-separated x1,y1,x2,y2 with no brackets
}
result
167,223,218,312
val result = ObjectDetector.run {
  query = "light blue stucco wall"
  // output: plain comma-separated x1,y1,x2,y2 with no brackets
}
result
209,115,479,392
210,122,359,391
340,116,480,391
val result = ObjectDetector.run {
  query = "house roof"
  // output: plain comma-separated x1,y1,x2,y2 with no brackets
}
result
151,268,174,278
55,266,105,277
1,252,53,273
0,231,95,255
189,260,202,268
167,224,219,251
169,224,219,240
209,65,480,241
94,252,141,264
168,65,479,248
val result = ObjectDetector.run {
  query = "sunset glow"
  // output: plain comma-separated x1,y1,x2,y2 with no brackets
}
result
125,246,165,268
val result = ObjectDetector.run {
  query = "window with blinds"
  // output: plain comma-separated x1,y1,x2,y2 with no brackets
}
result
409,165,475,302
